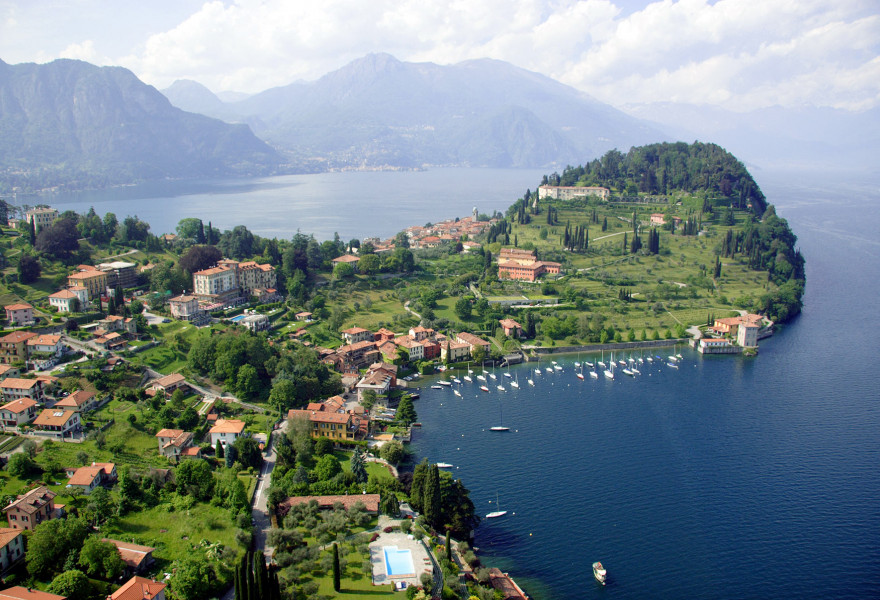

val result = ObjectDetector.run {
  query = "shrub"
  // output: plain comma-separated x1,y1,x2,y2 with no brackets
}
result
383,526,393,533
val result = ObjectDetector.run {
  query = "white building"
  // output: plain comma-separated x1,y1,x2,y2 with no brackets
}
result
209,419,246,447
25,207,58,230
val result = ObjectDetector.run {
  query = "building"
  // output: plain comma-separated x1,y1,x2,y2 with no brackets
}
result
209,419,246,447
24,207,58,230
32,409,80,437
65,462,117,494
0,366,20,379
94,332,127,352
0,378,47,403
155,429,195,460
54,390,97,413
0,588,64,600
650,213,666,225
287,409,355,441
441,340,471,363
537,185,610,201
499,318,523,338
150,373,187,397
393,336,424,361
295,312,313,322
192,265,239,304
455,332,491,355
330,340,380,371
0,398,38,429
3,487,56,531
356,369,394,402
737,322,759,348
67,267,108,299
711,313,765,337
342,327,373,345
240,314,270,332
497,258,562,282
0,528,24,573
97,261,138,290
3,304,34,327
48,289,80,313
374,328,396,342
168,295,200,321
236,261,277,296
101,539,155,574
331,255,360,270
26,335,63,371
0,331,36,365
108,576,166,600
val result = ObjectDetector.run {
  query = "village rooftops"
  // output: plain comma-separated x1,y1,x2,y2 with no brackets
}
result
193,265,233,276
3,487,56,515
341,326,370,335
0,587,65,600
49,289,77,299
152,373,185,388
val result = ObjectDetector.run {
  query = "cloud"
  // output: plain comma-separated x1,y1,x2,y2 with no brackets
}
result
110,0,879,110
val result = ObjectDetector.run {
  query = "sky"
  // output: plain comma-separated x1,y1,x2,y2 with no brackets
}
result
1,0,878,112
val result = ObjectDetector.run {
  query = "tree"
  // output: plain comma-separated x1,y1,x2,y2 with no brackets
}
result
85,486,115,525
380,440,405,465
351,448,368,484
422,464,441,527
233,436,263,470
333,261,354,280
180,245,223,275
26,517,90,579
314,436,333,457
268,378,297,413
78,537,125,579
18,253,41,283
216,440,225,459
47,570,90,600
217,225,255,260
470,344,486,365
396,395,417,426
36,218,80,260
177,406,199,430
170,555,215,600
312,454,341,481
7,453,41,479
454,297,472,320
176,217,203,241
333,543,341,591
358,253,381,275
175,459,215,500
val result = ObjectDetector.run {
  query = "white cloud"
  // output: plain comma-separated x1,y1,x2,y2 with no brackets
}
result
9,0,878,110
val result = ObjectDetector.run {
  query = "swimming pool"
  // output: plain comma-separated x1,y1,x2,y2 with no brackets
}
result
229,314,246,322
383,546,415,577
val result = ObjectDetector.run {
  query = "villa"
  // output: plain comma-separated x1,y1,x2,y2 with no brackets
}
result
0,398,38,429
3,304,34,327
537,184,610,200
3,487,56,531
209,419,246,447
32,409,80,437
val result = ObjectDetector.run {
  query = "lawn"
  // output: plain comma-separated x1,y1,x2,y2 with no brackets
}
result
313,545,406,598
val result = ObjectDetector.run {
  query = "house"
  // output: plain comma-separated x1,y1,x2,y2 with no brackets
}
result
4,304,34,327
209,419,246,447
155,429,194,459
0,528,25,573
537,184,610,200
341,327,372,345
48,289,80,313
32,409,80,437
168,295,200,321
331,255,360,270
499,319,523,338
101,539,155,573
251,288,281,303
3,487,56,531
356,370,393,402
0,366,20,379
408,326,432,341
393,336,424,361
374,328,396,342
108,576,166,600
277,494,380,518
240,314,270,332
26,335,63,370
376,340,398,361
0,379,46,402
150,373,187,397
54,390,97,413
67,268,108,299
0,331,36,365
331,340,380,371
498,258,562,282
456,332,491,354
441,340,471,363
192,264,240,304
650,213,666,225
65,462,117,494
25,207,59,229
0,398,38,429
286,409,355,441
94,332,127,351
295,312,313,322
422,339,441,360
0,587,64,600
737,322,759,348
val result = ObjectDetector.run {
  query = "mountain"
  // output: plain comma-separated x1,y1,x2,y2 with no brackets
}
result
164,53,669,169
623,102,880,173
0,58,283,190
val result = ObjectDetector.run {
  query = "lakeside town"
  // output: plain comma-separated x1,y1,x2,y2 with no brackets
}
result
0,147,801,600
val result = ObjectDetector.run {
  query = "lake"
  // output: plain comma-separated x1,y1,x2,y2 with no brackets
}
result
25,168,545,241
403,169,880,599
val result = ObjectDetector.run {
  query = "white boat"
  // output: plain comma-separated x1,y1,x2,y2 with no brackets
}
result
667,362,679,369
592,561,607,585
486,492,508,518
504,372,512,378
622,368,634,376
545,367,553,373
480,385,490,392
496,384,506,391
647,356,654,362
604,354,615,379
577,371,585,380
668,355,678,362
510,377,520,388
453,390,462,397
437,462,453,468
575,361,581,368
468,366,474,374
463,375,473,382
528,379,535,386
631,367,641,375
552,360,558,365
553,365,563,371
453,378,462,384
477,374,487,381
431,385,443,389
438,380,452,386
489,426,509,431
490,401,509,431
590,370,599,379
585,361,595,368
489,372,497,380
534,368,541,375
599,351,606,369
618,360,627,367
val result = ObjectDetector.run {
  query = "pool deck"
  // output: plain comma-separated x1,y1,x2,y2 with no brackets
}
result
369,531,434,588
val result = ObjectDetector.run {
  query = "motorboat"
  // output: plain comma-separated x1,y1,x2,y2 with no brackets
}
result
437,462,453,468
438,380,452,386
430,385,443,389
592,562,606,585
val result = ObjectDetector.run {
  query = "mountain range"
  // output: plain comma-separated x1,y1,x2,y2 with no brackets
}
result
162,53,667,169
0,58,282,190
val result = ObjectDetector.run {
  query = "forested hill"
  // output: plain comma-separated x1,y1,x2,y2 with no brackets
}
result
545,142,768,216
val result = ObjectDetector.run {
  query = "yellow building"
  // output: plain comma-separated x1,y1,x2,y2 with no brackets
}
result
68,268,108,298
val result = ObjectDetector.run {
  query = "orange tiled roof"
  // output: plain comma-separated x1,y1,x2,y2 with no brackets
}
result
0,331,37,344
0,398,37,414
209,419,246,434
0,587,65,600
0,527,21,549
108,576,166,600
4,304,33,311
33,409,76,427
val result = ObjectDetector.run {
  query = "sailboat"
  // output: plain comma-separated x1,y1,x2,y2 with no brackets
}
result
590,369,599,379
598,350,607,369
576,363,585,380
604,353,615,379
575,353,581,368
453,389,462,397
510,375,520,388
496,383,506,391
534,367,541,375
468,363,474,375
480,384,490,392
528,378,535,386
477,362,487,382
489,366,497,380
504,364,512,378
490,401,509,431
463,374,473,382
486,492,508,518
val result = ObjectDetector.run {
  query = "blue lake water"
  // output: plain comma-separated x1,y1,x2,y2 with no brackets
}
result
406,170,880,599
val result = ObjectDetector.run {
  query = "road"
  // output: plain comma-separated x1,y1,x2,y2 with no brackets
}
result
252,428,278,555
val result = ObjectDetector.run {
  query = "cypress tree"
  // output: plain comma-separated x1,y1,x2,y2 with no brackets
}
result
410,459,430,512
423,464,441,527
246,552,256,600
332,543,341,592
446,530,452,561
216,440,225,459
29,220,36,246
